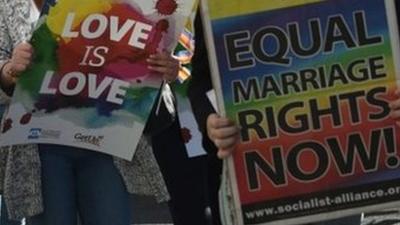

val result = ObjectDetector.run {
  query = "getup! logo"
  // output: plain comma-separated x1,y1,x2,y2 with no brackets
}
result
74,133,104,147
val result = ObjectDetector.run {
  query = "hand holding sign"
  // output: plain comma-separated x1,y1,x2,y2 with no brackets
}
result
206,113,240,159
1,42,33,86
147,51,179,83
0,0,197,160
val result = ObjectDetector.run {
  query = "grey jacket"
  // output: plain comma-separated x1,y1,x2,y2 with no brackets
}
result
0,0,169,220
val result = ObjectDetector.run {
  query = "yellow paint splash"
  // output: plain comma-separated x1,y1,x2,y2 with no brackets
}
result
206,0,322,20
46,0,113,37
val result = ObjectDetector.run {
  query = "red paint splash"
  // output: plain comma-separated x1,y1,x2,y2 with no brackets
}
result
20,113,32,125
34,4,164,115
155,19,169,32
155,0,178,15
145,19,169,54
2,118,12,133
181,127,192,144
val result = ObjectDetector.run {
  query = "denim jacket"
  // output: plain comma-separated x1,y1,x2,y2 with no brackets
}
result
0,0,168,220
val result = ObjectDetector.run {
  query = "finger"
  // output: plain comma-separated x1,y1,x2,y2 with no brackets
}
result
148,57,178,71
153,51,171,58
148,52,170,61
210,117,235,130
15,42,32,50
148,53,178,66
208,113,220,121
148,65,170,74
217,147,235,159
14,50,33,61
395,89,400,97
214,135,238,150
390,110,400,119
208,114,232,135
14,43,33,56
12,58,31,70
210,126,239,140
147,57,169,66
19,45,33,54
389,99,400,109
13,57,31,66
12,64,28,74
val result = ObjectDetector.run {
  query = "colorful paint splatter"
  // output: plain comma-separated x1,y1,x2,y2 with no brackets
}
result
203,0,400,224
0,0,196,160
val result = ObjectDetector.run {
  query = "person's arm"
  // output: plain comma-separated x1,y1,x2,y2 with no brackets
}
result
188,11,216,134
0,0,34,96
188,12,239,159
143,51,180,136
0,42,33,95
0,11,14,101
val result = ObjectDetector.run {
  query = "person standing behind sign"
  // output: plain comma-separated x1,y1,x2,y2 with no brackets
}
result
145,88,210,225
188,8,364,225
0,0,182,224
145,16,224,223
0,0,42,224
187,10,238,225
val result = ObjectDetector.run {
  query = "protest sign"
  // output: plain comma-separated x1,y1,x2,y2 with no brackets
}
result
200,0,400,224
0,0,196,160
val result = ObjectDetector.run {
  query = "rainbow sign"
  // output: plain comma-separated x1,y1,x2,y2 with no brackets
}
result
0,0,196,160
201,0,400,224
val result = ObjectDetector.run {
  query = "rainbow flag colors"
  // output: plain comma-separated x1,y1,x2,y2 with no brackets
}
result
201,0,400,224
0,0,196,160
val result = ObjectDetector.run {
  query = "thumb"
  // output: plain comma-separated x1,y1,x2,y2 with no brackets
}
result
217,147,234,159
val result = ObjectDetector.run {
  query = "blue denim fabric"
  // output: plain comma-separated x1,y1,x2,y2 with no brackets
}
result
26,145,132,225
0,198,20,225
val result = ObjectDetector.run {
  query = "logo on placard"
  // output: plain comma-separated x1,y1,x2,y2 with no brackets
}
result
28,128,42,139
28,128,61,139
74,133,104,147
